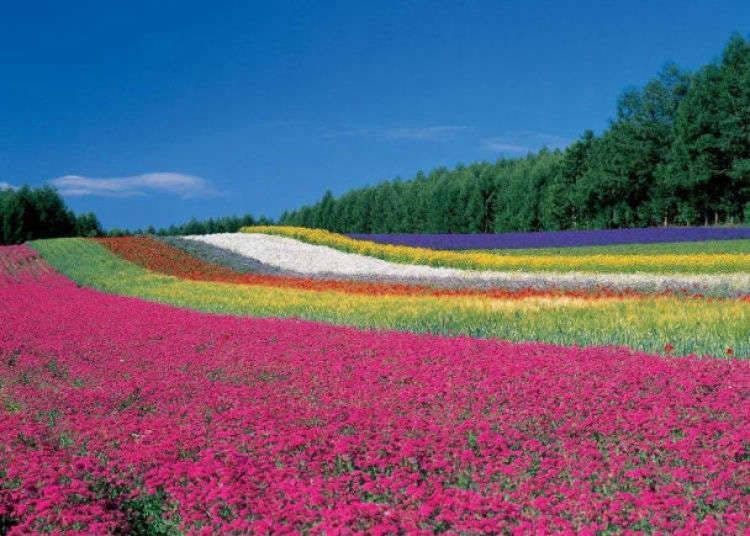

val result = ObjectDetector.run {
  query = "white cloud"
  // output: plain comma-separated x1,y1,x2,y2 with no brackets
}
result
481,139,531,154
380,125,469,141
0,182,17,190
325,125,469,142
48,172,217,199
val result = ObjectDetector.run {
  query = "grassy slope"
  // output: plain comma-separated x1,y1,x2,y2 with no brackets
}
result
30,238,750,358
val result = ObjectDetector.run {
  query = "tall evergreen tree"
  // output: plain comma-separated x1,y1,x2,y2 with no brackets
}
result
662,34,750,225
541,130,594,230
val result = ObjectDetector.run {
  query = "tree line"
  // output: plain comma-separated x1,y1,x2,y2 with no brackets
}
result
0,186,103,245
0,185,270,244
107,214,272,238
280,34,750,233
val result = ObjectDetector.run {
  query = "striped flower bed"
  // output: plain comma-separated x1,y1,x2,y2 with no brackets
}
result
185,233,750,297
241,226,750,274
96,236,658,300
28,239,750,357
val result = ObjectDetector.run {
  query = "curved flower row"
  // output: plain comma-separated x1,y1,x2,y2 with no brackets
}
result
159,235,293,276
241,226,750,274
1,245,748,534
188,232,750,297
95,236,662,301
29,239,750,357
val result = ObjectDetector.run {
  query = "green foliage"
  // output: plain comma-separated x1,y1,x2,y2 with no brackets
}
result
0,512,19,534
280,35,750,233
540,130,594,230
662,33,750,226
577,63,691,228
0,186,105,244
118,488,182,536
75,212,104,237
0,186,78,244
86,477,182,535
106,228,132,237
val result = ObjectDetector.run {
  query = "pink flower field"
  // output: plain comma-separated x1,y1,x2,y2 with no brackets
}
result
1,245,749,534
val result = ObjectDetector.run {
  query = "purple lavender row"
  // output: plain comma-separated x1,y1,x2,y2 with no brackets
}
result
347,227,750,250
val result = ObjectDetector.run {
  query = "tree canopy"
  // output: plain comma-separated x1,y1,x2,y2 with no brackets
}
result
0,186,103,245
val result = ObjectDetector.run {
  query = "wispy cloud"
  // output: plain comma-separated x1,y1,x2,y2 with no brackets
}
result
49,172,218,199
326,125,470,142
481,131,572,154
0,182,17,191
380,125,469,141
481,139,531,154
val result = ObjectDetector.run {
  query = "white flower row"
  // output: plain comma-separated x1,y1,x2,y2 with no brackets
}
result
184,233,750,294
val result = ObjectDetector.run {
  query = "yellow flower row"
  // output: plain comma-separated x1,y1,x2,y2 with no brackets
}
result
241,226,750,274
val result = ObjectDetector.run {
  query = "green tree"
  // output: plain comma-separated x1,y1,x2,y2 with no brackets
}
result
663,34,750,224
0,185,80,244
541,130,594,230
75,212,104,237
577,64,690,228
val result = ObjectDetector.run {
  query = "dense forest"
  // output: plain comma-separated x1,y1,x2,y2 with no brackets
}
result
108,214,273,238
280,35,750,233
0,186,103,245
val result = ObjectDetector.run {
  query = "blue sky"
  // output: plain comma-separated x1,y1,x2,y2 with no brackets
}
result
1,1,748,230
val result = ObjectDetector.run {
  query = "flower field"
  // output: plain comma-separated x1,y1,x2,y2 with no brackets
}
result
25,237,749,357
94,236,653,301
155,235,748,297
243,226,750,274
2,227,749,534
1,244,749,534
